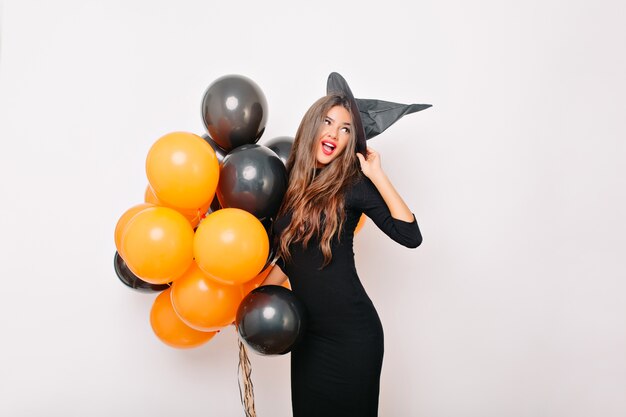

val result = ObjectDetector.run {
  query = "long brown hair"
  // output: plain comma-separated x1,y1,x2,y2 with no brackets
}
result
277,94,361,267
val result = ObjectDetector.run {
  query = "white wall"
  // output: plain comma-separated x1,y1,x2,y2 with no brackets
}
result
1,1,625,416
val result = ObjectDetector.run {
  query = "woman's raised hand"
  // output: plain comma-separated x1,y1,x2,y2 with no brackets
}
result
356,147,415,222
356,147,383,179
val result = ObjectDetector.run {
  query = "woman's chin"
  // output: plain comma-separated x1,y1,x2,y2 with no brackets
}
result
316,152,338,167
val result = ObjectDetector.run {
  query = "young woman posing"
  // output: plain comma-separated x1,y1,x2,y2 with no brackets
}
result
261,74,424,417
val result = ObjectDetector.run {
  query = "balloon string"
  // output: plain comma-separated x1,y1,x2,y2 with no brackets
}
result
199,207,209,222
237,338,257,417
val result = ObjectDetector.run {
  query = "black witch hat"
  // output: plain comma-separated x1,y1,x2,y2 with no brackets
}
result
326,72,431,156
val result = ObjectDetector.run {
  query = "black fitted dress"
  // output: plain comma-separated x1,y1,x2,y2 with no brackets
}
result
273,172,422,417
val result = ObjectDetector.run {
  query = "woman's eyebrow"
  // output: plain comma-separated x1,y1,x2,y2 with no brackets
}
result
326,115,351,126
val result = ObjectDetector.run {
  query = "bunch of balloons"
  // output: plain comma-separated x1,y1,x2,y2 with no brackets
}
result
114,74,294,349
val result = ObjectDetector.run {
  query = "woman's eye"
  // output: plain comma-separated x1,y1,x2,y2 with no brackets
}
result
324,118,331,125
341,127,351,133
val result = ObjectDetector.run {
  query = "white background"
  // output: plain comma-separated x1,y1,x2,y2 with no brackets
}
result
1,1,625,416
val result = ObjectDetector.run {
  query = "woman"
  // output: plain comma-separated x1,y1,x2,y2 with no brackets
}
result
261,75,424,417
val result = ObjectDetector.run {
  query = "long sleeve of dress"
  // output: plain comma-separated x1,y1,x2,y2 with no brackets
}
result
347,174,423,248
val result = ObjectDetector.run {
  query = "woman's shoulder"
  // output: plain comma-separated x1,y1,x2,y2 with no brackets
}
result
345,172,375,205
346,171,369,188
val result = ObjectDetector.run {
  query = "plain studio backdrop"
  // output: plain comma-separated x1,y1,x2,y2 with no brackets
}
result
1,1,625,416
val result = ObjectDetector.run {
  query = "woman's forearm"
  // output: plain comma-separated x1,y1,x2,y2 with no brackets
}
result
260,264,289,286
369,171,415,222
357,148,415,222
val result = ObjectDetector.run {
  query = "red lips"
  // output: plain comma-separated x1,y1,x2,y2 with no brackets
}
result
321,140,336,156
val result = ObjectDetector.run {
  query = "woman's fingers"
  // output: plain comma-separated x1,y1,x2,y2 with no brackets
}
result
356,152,366,166
366,147,379,161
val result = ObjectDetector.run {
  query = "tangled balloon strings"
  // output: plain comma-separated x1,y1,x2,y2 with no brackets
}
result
237,339,257,417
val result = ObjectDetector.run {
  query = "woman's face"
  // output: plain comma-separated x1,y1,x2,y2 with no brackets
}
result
315,105,352,167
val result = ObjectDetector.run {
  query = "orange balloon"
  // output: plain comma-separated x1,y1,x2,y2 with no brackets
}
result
144,185,161,205
241,266,273,296
121,206,194,284
240,266,292,296
355,213,367,234
150,288,217,349
144,185,209,227
146,132,219,210
114,203,153,255
171,263,243,331
194,208,269,284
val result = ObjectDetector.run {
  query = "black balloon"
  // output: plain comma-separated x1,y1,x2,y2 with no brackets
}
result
217,144,287,221
236,285,307,355
260,216,274,235
264,136,294,166
261,219,277,271
201,133,228,163
208,196,221,214
113,252,169,293
201,74,268,151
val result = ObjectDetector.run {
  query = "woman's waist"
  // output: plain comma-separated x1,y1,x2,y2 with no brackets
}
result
306,304,381,332
297,291,377,323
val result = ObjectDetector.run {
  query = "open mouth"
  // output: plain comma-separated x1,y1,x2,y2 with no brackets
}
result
321,140,336,156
